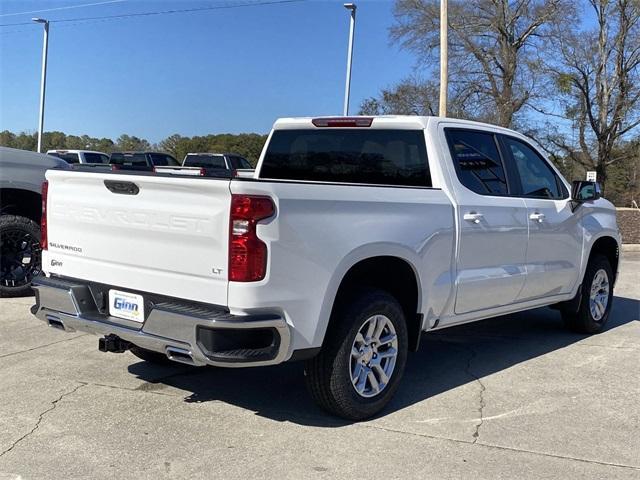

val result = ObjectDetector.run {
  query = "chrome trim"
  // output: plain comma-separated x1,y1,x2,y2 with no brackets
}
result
31,277,291,368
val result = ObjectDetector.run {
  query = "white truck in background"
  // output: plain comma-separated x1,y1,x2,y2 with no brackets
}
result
31,116,620,420
46,149,110,164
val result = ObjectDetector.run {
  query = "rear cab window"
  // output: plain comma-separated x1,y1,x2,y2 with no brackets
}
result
110,153,148,166
50,152,80,164
149,153,179,167
229,156,252,169
259,129,431,187
184,155,227,169
83,152,109,164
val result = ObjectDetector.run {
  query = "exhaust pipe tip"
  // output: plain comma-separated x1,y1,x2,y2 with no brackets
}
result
47,316,65,331
166,347,195,365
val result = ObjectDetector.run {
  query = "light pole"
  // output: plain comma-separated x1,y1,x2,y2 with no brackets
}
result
32,17,49,153
343,3,356,116
439,0,448,117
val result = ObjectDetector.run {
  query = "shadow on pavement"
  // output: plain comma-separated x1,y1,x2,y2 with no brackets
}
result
128,295,639,426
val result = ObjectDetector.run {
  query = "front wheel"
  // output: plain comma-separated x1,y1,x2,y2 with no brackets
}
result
304,289,408,421
562,254,614,334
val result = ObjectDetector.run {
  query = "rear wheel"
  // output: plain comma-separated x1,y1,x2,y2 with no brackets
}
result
0,215,41,298
562,254,614,334
129,345,174,365
304,289,408,421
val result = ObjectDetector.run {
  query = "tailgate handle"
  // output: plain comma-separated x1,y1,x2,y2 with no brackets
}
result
104,180,139,195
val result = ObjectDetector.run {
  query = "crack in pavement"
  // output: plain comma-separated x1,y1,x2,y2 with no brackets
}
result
360,423,640,471
464,346,486,444
426,338,488,443
0,383,87,459
0,334,89,360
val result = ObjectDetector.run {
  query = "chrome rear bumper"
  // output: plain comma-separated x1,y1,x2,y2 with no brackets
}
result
31,275,291,368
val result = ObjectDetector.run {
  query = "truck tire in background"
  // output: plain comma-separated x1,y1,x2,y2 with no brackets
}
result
562,254,614,334
304,288,408,421
0,215,41,298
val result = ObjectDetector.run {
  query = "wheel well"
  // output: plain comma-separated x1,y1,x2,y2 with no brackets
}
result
332,256,421,351
0,189,41,224
589,236,619,281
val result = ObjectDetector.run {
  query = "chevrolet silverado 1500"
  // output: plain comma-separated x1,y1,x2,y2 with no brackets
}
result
31,116,621,419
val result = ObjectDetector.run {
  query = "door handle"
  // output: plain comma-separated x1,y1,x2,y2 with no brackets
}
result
463,212,484,224
529,212,545,223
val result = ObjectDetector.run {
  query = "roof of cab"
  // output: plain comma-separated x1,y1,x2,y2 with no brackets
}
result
46,149,107,155
271,115,523,137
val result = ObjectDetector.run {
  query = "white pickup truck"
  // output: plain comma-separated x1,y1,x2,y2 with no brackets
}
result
31,116,621,420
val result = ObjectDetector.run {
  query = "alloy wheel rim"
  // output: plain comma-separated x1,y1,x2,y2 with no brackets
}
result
589,269,609,322
0,228,41,288
349,314,398,398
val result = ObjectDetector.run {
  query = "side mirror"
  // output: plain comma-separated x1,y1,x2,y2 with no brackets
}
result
571,180,601,203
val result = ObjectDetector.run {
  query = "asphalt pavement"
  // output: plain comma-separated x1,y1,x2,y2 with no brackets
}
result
1,253,638,479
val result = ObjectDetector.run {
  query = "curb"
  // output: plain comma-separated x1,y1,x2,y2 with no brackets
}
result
621,244,640,252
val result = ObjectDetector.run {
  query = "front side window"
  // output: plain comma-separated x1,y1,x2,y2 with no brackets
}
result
445,129,508,195
502,137,564,199
260,129,431,187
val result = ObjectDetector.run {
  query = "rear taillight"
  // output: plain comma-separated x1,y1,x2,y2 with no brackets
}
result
229,195,275,282
41,180,48,250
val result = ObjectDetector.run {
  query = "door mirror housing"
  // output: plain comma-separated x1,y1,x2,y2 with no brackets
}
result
571,180,601,203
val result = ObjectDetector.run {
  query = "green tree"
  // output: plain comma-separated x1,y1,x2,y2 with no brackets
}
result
541,0,640,190
115,134,151,151
389,0,571,127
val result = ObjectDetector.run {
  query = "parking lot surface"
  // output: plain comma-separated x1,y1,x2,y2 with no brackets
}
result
1,253,638,479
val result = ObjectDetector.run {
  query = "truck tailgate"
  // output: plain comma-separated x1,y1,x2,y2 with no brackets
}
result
43,170,231,306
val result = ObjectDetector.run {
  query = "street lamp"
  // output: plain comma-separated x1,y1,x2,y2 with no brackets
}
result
439,0,448,117
343,3,356,116
32,17,49,153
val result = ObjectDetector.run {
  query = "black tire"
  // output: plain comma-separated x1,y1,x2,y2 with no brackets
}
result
562,254,614,334
129,345,174,365
0,215,42,298
304,288,408,421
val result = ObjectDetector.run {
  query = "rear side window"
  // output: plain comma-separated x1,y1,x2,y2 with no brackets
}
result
184,154,227,169
260,129,431,187
445,129,508,195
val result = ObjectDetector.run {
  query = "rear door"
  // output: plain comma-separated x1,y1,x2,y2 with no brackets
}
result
44,169,231,305
443,128,528,315
499,135,582,300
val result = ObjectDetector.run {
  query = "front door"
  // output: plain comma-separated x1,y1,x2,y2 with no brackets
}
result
499,135,583,300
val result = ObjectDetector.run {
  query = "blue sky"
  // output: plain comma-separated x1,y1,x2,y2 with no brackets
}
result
0,0,415,142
